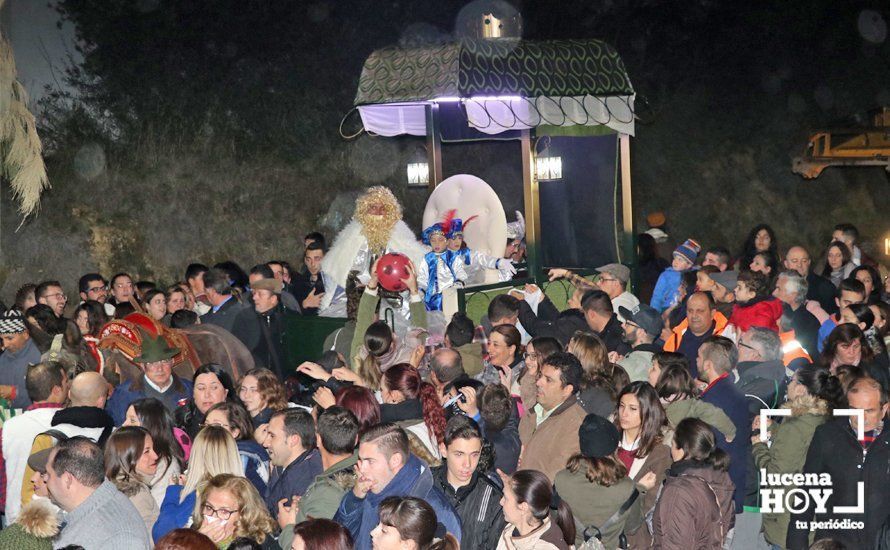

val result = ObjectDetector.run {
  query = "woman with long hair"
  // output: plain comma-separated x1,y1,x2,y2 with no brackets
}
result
497,469,576,549
105,426,161,538
820,323,873,373
650,356,737,442
291,518,354,550
651,418,735,549
852,264,883,304
74,300,108,372
335,385,381,435
566,331,618,417
203,401,271,495
152,426,243,541
820,241,855,287
736,223,777,271
192,474,278,549
840,303,890,365
749,249,779,284
144,289,168,322
123,397,188,505
175,364,240,440
518,336,562,411
752,365,842,548
871,302,890,353
371,496,458,550
613,381,672,548
238,368,288,430
380,363,446,462
555,414,655,549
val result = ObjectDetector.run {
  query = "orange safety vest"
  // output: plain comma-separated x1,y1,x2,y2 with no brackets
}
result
663,312,730,352
780,330,812,366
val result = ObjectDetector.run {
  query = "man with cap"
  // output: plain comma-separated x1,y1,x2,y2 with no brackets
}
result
105,331,193,425
548,263,640,323
704,269,739,319
554,413,656,549
618,304,664,382
0,309,40,410
252,277,292,379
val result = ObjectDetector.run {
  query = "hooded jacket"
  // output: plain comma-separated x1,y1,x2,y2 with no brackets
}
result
0,498,59,550
432,465,505,550
334,453,461,550
752,394,829,548
651,460,735,550
729,295,783,333
496,517,571,550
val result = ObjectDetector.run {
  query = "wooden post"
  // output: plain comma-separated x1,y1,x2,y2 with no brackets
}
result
425,104,443,190
619,133,636,273
521,129,542,281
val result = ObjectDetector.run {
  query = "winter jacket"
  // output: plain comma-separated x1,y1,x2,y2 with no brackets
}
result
806,272,838,316
264,448,323,520
623,441,673,549
200,295,261,356
496,517,571,550
334,453,461,550
255,303,293,379
751,394,830,548
729,295,783,333
554,468,644,550
786,416,890,549
700,374,751,513
517,298,588,347
518,395,587,481
734,359,787,417
237,438,270,495
152,484,194,542
277,453,358,550
651,460,735,550
651,267,684,313
433,465,505,550
0,498,59,550
106,375,192,426
664,398,737,441
111,478,159,543
663,312,730,378
455,341,485,377
1,406,61,521
618,343,661,382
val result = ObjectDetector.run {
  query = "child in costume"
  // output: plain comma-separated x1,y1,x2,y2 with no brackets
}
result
442,209,517,284
416,222,467,311
650,238,701,312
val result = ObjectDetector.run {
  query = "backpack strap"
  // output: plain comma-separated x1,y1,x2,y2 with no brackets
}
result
578,488,640,542
39,429,69,443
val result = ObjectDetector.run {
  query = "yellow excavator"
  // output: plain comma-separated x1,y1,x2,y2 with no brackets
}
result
793,107,890,178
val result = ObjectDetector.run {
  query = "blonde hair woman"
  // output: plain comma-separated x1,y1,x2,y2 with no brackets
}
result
192,474,278,548
152,426,242,541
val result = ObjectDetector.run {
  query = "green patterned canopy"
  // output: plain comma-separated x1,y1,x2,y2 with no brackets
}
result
355,38,634,106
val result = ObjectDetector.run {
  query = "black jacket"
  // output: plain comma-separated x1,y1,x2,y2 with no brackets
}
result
517,298,587,347
734,360,787,418
255,303,292,379
432,465,505,550
788,304,821,359
479,400,521,475
787,417,890,549
598,314,632,355
200,296,261,353
806,272,838,316
292,271,326,316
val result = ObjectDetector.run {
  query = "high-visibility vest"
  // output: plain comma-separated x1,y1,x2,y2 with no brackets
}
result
663,312,730,352
780,330,812,367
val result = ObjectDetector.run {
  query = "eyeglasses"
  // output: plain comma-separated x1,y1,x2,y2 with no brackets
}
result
738,342,757,351
143,360,172,370
598,277,619,284
87,285,107,293
202,503,240,520
44,293,67,301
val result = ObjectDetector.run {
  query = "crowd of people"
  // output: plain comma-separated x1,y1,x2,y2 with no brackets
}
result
0,221,888,550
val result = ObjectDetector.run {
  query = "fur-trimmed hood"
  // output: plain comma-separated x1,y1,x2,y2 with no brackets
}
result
781,393,831,417
16,498,60,539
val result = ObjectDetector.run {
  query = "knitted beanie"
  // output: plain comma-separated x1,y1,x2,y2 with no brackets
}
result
673,238,701,265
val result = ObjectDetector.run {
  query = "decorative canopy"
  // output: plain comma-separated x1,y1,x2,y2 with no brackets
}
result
354,38,636,137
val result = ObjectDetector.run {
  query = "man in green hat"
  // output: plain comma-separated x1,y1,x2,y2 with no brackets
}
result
105,331,193,425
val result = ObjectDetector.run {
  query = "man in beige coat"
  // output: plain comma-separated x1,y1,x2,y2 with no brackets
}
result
518,351,587,481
